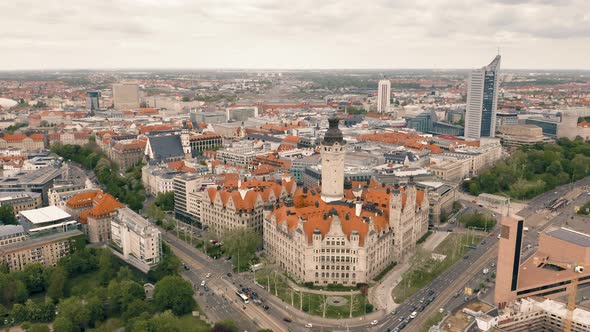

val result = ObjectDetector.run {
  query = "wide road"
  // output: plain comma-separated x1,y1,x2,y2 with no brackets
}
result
163,230,288,332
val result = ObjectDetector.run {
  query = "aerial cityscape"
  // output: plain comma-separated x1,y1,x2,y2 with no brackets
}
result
2,1,590,332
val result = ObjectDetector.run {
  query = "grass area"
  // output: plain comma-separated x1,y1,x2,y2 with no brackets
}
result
256,270,371,318
421,312,445,332
373,261,398,282
393,234,483,303
176,314,212,332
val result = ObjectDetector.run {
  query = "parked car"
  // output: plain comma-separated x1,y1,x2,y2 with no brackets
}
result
283,317,292,323
370,320,378,326
305,323,313,328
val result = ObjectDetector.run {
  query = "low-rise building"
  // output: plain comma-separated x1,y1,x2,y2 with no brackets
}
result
0,225,27,248
19,205,77,235
111,207,162,272
65,190,124,243
0,192,42,214
497,124,549,147
0,167,64,205
0,134,45,151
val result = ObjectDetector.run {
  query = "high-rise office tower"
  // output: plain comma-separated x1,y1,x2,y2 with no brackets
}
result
377,79,391,113
86,91,100,111
464,55,501,140
112,83,140,110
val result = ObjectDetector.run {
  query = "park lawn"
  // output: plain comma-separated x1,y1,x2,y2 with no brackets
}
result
393,234,483,303
176,314,211,332
256,270,369,318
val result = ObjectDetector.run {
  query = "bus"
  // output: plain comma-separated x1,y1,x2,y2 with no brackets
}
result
236,291,249,304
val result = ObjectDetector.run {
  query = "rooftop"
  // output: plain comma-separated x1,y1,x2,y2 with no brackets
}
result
20,206,71,224
546,227,590,247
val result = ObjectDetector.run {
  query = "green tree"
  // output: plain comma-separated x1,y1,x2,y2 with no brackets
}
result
86,296,105,327
222,229,261,271
155,192,175,211
122,299,152,321
0,274,28,305
58,296,91,331
23,263,47,294
53,317,76,332
146,310,182,332
47,266,67,301
11,303,28,322
153,276,195,316
0,205,17,225
212,320,239,332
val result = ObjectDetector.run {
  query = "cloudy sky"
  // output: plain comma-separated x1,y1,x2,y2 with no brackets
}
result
1,0,589,70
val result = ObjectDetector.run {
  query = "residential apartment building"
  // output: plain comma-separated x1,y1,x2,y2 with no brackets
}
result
142,165,181,195
0,134,45,151
0,230,84,271
111,207,162,272
48,180,90,208
47,132,90,147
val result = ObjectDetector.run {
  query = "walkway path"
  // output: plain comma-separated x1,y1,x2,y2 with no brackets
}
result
369,260,412,312
421,231,450,252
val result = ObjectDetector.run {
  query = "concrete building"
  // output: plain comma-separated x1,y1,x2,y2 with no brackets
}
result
189,133,223,155
464,55,501,140
226,106,259,122
525,117,560,137
0,229,84,271
497,297,590,332
142,165,181,196
48,181,90,208
377,80,391,113
0,134,45,152
19,205,77,235
111,207,162,272
86,91,100,111
416,181,457,224
112,83,140,110
495,216,590,309
497,124,549,147
0,192,42,214
558,108,590,140
0,167,64,205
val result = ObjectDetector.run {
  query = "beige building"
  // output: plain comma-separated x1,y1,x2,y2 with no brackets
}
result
263,119,429,285
111,207,162,272
112,83,140,110
0,134,45,151
111,139,146,170
0,193,42,214
0,225,28,248
65,190,124,244
0,230,84,271
497,124,548,147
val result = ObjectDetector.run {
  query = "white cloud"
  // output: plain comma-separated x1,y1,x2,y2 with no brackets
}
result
0,0,588,69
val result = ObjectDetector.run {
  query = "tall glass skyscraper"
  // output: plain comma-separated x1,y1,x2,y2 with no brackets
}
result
464,55,501,140
86,91,100,111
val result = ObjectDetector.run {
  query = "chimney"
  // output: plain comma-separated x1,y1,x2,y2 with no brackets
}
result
355,202,362,217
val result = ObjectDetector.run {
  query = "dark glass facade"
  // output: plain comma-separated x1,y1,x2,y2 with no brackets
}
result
480,71,496,137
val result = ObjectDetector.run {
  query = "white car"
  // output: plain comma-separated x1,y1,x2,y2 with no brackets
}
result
305,323,313,328
370,320,378,326
206,273,211,278
200,280,206,286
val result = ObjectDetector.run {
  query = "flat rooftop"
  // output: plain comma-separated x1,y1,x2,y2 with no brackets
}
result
20,206,71,224
546,228,590,247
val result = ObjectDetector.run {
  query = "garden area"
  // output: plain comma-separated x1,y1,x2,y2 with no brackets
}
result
255,269,373,318
458,212,496,231
393,233,483,303
0,241,212,332
466,138,590,200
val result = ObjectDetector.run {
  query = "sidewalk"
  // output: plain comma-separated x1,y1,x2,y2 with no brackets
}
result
369,260,411,312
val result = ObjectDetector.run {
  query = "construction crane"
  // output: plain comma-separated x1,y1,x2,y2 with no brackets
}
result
533,256,583,332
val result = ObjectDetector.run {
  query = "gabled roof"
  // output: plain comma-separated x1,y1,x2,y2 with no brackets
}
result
147,135,184,162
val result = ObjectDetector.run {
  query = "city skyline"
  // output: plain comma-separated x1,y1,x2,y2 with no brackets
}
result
1,0,589,70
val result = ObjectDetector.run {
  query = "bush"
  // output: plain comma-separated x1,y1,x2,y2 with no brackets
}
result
459,212,496,231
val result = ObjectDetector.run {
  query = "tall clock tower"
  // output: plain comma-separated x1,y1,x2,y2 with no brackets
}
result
321,117,345,202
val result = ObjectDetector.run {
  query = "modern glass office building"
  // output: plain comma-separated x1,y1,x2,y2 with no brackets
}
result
465,55,501,140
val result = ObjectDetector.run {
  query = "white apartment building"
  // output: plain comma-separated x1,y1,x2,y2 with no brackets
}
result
142,165,180,196
111,207,162,272
377,80,391,113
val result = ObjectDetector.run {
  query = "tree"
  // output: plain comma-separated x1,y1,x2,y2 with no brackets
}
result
123,299,152,321
0,274,28,305
155,192,175,212
153,275,195,316
146,310,182,332
222,229,261,271
211,320,239,332
0,205,17,225
53,317,76,332
97,249,115,286
107,280,145,315
47,266,67,301
86,296,105,327
23,263,47,294
58,296,91,331
11,303,28,322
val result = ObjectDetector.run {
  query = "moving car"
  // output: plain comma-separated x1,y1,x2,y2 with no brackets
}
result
370,320,378,326
409,311,417,319
283,317,292,323
305,323,313,328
